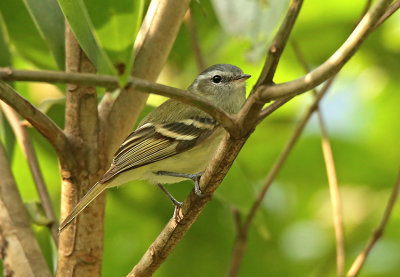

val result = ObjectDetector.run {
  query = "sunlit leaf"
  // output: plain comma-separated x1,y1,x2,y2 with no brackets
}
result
22,0,65,69
0,0,58,69
211,0,289,61
84,0,144,82
57,0,116,75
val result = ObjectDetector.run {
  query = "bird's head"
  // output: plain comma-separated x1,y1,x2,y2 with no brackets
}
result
189,64,251,114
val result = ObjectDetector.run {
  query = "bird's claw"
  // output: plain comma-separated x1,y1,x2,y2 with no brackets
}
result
173,203,183,222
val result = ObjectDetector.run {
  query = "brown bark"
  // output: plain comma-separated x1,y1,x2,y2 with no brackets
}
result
58,1,191,275
0,102,59,246
0,142,52,277
56,24,104,277
128,134,248,276
0,81,71,161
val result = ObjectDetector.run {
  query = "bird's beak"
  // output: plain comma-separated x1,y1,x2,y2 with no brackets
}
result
233,74,251,83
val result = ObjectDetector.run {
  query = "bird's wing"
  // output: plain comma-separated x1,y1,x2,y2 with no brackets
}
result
99,116,218,183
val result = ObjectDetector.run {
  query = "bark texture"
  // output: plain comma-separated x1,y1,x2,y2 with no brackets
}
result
56,25,104,277
0,143,51,277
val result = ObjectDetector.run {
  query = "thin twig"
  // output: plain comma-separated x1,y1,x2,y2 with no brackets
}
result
257,0,394,101
227,78,335,277
257,96,294,124
0,102,59,246
236,0,304,133
292,41,345,277
0,142,52,277
0,68,235,134
318,110,345,277
375,0,400,28
347,170,400,277
185,8,206,72
253,0,304,88
0,81,73,164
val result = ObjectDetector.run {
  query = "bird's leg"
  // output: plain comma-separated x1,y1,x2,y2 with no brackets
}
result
155,171,204,196
157,183,183,221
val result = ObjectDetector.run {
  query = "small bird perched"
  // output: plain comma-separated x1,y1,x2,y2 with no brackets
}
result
59,64,250,231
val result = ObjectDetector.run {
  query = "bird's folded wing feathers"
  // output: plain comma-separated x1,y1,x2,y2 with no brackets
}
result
99,116,218,183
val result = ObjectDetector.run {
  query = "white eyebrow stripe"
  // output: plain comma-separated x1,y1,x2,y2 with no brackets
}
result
198,71,224,79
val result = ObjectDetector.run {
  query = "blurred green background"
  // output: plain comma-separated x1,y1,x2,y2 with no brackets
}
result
0,0,399,276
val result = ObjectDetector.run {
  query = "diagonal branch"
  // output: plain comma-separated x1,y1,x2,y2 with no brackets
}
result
0,81,72,162
292,41,345,277
129,134,248,277
375,0,400,27
0,141,52,277
257,0,394,101
236,0,304,134
253,0,304,88
0,102,59,246
227,78,335,277
347,170,400,277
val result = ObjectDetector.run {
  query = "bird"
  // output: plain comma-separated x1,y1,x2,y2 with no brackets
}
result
59,64,250,231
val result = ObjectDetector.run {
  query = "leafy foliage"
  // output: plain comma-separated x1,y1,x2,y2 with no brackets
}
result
1,0,400,276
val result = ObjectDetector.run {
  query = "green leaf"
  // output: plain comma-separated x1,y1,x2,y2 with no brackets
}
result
0,16,11,67
0,18,15,160
22,0,65,70
57,0,116,75
0,0,58,69
83,0,144,82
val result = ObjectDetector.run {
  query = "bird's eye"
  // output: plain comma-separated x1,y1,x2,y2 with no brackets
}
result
212,75,222,84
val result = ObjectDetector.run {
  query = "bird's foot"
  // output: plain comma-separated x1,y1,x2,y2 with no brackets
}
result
155,171,205,197
173,203,183,222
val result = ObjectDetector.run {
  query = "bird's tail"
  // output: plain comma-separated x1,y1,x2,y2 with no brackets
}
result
59,182,107,232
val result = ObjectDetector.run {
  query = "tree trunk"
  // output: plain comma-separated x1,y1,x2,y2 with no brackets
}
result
56,24,105,277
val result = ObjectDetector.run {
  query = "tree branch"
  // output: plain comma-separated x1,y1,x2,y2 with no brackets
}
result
0,81,72,162
0,102,59,247
256,0,394,102
347,170,400,277
227,78,335,277
57,23,103,277
253,0,304,87
292,41,345,277
375,0,400,28
0,68,235,134
128,134,248,277
236,0,304,134
0,141,52,277
319,107,345,277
